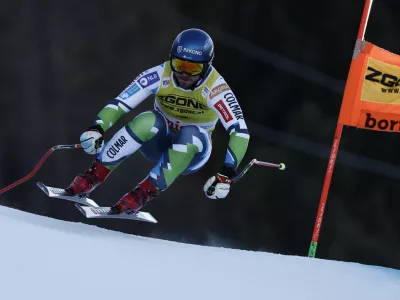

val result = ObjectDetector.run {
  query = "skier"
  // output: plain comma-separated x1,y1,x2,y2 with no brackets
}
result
65,28,250,214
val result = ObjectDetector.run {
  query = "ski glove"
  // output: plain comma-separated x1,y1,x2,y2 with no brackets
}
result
80,124,104,155
204,173,233,199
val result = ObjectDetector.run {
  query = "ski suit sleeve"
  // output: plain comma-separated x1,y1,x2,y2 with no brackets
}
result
93,63,165,132
207,77,250,177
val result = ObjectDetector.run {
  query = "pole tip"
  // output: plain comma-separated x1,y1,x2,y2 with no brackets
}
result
279,163,286,170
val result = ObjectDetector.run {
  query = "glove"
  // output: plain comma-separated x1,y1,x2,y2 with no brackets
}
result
203,173,233,199
80,124,104,155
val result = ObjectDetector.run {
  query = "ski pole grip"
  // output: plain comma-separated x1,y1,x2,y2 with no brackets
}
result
206,180,218,197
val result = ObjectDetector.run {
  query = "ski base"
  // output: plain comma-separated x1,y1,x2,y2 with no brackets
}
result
74,204,158,223
36,182,99,208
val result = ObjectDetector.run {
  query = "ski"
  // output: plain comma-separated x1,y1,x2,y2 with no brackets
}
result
36,182,99,208
74,204,158,223
37,182,157,223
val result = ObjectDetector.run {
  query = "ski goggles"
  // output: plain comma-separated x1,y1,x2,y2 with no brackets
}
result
171,57,204,76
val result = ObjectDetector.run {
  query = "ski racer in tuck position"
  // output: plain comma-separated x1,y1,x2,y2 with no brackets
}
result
65,28,250,214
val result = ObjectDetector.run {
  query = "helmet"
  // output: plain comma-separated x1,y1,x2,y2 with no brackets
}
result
170,28,214,76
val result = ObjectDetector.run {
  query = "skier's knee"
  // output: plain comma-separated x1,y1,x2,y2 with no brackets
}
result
127,110,167,143
177,125,207,153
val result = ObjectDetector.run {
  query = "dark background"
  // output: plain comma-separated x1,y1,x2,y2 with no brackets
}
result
1,0,400,269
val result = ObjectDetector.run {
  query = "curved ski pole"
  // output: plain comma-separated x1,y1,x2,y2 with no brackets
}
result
0,144,81,195
232,159,286,184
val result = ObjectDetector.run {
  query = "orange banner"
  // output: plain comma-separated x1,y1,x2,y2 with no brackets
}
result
339,42,400,132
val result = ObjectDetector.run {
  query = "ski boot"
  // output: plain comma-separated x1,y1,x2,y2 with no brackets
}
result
111,178,159,214
65,159,111,197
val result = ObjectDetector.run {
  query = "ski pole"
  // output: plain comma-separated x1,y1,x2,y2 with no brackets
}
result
0,144,81,195
232,159,286,183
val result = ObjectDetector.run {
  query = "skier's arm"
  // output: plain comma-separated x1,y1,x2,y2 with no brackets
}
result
208,78,250,177
203,78,249,199
94,64,164,132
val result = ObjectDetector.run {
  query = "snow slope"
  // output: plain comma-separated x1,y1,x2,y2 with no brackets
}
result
0,206,399,300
